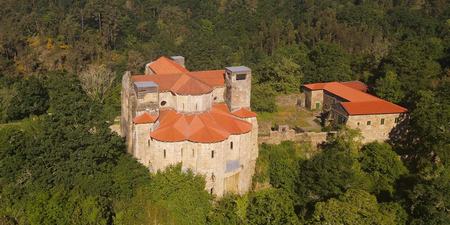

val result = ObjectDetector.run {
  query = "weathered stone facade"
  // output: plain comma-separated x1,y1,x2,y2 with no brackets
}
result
304,90,324,110
121,57,258,196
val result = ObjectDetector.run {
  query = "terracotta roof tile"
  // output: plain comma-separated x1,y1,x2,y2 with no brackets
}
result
147,56,189,74
302,81,407,115
133,112,158,124
171,74,213,95
232,108,257,118
340,81,368,92
150,103,252,143
340,101,407,115
188,70,225,87
132,57,225,95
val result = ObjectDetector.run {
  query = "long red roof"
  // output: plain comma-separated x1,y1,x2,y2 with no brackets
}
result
150,104,252,143
133,56,225,95
303,81,407,115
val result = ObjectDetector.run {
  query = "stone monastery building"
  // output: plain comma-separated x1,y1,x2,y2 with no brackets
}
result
302,81,407,143
121,56,258,196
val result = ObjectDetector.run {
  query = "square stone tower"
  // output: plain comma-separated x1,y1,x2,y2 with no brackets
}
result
225,66,252,111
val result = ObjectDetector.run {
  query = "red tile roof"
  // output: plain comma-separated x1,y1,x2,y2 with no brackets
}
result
302,82,407,115
340,101,407,115
188,70,225,87
232,108,257,118
147,56,189,74
340,81,368,92
133,112,158,124
133,57,225,95
150,104,252,143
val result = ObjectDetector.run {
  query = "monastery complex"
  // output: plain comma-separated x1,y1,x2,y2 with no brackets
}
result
120,56,258,196
120,55,408,196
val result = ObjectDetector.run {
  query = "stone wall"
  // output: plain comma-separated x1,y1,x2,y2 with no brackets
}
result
212,87,225,103
141,130,257,197
346,113,403,143
258,125,330,147
174,93,212,113
153,90,222,113
304,90,324,110
225,71,251,111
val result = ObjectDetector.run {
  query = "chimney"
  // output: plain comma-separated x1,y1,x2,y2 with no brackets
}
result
170,56,185,67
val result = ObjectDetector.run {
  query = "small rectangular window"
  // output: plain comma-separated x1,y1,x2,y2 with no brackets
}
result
381,118,385,125
357,122,360,126
367,121,371,125
395,117,399,123
230,142,233,149
236,74,246,80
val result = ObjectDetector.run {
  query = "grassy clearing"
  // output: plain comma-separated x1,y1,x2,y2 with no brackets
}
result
0,116,42,132
257,105,322,135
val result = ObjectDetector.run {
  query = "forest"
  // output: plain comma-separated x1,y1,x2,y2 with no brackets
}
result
0,0,449,224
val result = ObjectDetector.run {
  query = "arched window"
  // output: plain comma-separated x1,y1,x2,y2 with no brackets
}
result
163,149,166,158
160,101,167,106
230,142,233,149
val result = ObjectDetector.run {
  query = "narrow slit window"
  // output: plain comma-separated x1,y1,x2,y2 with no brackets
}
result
181,148,183,157
230,142,233,149
211,150,215,159
163,149,166,159
192,149,195,157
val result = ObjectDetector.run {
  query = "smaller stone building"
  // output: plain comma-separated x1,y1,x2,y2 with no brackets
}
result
302,81,407,143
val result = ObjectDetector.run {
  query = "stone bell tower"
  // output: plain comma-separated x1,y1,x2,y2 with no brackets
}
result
225,66,252,111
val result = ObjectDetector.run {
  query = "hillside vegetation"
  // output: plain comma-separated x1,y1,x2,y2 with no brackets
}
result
0,0,449,225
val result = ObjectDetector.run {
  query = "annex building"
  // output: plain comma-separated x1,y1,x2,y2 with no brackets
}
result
302,81,407,143
120,56,258,196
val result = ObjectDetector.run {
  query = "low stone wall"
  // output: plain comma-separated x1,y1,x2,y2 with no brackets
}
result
258,126,331,146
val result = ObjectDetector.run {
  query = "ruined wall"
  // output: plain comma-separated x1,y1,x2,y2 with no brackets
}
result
258,127,330,147
346,113,402,143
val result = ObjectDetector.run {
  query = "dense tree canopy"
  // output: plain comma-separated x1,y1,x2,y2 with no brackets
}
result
0,0,449,224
